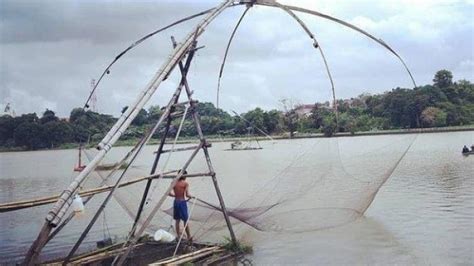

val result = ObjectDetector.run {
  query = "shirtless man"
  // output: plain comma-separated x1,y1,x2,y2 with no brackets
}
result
168,171,193,241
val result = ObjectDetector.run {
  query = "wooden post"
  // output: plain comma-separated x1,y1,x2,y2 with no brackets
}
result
130,37,198,236
172,38,237,244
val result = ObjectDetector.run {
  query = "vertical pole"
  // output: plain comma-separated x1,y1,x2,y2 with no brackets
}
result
172,38,237,244
130,116,172,236
24,221,51,266
78,144,82,167
130,38,197,236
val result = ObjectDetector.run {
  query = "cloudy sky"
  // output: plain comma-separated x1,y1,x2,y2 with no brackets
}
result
1,0,473,117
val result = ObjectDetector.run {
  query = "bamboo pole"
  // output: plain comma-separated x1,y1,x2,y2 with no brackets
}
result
23,2,233,257
255,1,417,87
160,143,211,154
274,3,339,129
114,142,205,265
96,0,234,152
131,39,196,237
216,5,251,109
63,89,198,264
0,171,213,213
174,37,237,244
150,246,222,265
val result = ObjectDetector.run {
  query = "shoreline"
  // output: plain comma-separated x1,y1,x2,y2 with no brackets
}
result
1,125,473,153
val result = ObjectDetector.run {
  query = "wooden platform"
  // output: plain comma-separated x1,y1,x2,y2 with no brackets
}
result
41,240,237,266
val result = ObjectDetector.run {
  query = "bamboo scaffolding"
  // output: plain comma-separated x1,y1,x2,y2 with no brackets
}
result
22,1,417,264
159,143,211,154
0,172,212,213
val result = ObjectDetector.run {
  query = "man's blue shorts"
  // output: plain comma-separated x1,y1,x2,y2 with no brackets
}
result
173,199,189,222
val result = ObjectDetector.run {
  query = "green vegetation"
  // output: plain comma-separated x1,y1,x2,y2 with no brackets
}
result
221,237,253,254
1,70,473,151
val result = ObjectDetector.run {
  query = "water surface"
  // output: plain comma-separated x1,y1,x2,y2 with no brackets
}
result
0,132,473,264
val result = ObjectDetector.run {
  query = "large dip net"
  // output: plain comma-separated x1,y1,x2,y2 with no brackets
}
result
83,134,416,243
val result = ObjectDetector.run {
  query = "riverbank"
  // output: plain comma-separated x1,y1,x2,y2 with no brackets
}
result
1,125,473,152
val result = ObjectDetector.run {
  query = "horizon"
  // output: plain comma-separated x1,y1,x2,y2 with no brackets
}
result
1,68,470,118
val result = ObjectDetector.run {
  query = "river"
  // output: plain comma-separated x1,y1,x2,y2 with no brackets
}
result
0,132,473,265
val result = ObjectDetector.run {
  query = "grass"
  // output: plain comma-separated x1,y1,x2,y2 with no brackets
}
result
221,237,253,254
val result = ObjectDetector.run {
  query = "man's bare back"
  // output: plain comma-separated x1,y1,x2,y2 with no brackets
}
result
169,176,193,242
173,180,189,200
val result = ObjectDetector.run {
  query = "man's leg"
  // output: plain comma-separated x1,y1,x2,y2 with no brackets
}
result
185,224,192,242
175,220,181,236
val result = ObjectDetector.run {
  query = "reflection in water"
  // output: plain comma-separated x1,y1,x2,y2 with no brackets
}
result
0,132,473,264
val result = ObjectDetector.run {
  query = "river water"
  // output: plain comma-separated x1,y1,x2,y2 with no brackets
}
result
0,132,473,265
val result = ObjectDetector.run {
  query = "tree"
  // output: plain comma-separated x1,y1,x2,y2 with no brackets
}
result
132,108,148,126
433,69,453,88
43,121,73,147
69,108,86,123
0,115,15,145
13,122,44,150
243,108,265,132
263,110,281,134
280,99,299,138
310,105,333,129
420,107,447,127
322,114,337,137
40,109,59,124
148,105,163,123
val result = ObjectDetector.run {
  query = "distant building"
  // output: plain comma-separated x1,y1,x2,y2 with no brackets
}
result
294,102,331,117
294,104,315,117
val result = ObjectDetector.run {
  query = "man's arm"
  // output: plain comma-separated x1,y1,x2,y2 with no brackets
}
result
168,190,175,197
185,182,193,199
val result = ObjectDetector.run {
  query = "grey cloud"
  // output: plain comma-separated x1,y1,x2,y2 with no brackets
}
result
1,0,473,117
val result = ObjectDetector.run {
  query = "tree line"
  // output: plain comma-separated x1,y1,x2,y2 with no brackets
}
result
1,70,473,150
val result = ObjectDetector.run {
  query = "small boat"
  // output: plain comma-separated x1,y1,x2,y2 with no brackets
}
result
462,151,474,156
74,145,128,171
95,162,129,171
226,128,263,151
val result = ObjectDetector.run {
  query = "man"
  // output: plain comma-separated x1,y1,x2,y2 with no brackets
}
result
168,170,193,242
462,145,469,153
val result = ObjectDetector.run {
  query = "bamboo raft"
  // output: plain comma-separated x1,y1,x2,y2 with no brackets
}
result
42,240,237,265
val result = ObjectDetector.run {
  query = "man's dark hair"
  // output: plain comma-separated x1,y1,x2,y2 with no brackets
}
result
178,170,188,181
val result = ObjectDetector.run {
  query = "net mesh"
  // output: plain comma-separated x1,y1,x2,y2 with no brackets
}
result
146,135,418,239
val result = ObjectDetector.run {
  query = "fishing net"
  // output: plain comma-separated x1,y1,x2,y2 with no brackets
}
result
148,135,417,239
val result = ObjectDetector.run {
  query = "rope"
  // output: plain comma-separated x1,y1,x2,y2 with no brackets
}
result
172,197,197,256
216,6,251,109
275,3,339,130
231,110,275,142
82,8,215,110
102,210,111,241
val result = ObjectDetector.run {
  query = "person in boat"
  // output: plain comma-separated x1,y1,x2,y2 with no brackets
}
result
168,170,193,242
471,145,474,152
231,140,242,150
462,145,470,153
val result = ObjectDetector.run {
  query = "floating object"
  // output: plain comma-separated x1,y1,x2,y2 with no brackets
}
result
96,237,113,249
72,195,85,213
74,145,87,172
153,229,176,243
462,151,474,156
227,127,263,151
74,144,129,172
